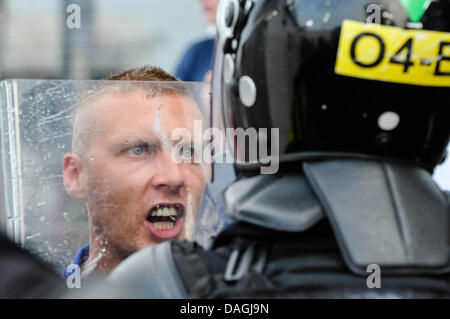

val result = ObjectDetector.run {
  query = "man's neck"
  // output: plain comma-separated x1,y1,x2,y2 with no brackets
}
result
83,239,121,276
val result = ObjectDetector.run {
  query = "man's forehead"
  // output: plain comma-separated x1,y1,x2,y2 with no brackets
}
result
77,88,205,142
83,88,202,117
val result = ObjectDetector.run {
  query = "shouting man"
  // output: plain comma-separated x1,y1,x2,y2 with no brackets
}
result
62,66,207,277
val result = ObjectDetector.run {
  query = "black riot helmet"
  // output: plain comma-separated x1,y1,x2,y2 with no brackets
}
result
211,0,450,173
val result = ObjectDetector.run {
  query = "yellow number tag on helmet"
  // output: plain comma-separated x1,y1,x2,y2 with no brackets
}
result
335,20,450,87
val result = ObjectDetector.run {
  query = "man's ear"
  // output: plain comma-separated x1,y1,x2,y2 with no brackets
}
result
62,152,87,200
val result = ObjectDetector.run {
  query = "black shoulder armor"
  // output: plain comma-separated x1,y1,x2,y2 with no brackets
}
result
303,159,450,276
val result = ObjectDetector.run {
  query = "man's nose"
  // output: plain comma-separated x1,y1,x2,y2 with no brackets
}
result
151,152,185,194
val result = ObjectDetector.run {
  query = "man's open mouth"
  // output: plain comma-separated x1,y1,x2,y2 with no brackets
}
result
146,204,184,231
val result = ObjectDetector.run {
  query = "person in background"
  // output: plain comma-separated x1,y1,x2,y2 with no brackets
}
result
175,0,219,82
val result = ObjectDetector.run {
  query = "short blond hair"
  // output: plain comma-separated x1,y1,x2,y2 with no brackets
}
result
106,66,179,81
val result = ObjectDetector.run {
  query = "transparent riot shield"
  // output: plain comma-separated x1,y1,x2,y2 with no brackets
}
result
0,79,229,274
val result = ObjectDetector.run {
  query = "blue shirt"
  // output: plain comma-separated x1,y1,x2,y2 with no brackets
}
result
175,38,215,82
63,243,89,279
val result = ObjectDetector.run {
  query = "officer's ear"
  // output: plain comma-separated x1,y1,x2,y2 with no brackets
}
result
62,152,87,201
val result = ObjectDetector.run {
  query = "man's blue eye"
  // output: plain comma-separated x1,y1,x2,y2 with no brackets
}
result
128,146,146,156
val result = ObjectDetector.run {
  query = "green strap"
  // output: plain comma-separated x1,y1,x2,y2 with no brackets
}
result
398,0,432,23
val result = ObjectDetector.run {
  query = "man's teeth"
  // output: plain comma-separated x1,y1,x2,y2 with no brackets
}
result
151,207,177,217
152,222,175,230
148,206,180,230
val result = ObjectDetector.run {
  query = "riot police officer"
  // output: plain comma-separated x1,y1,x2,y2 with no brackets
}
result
108,0,450,298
